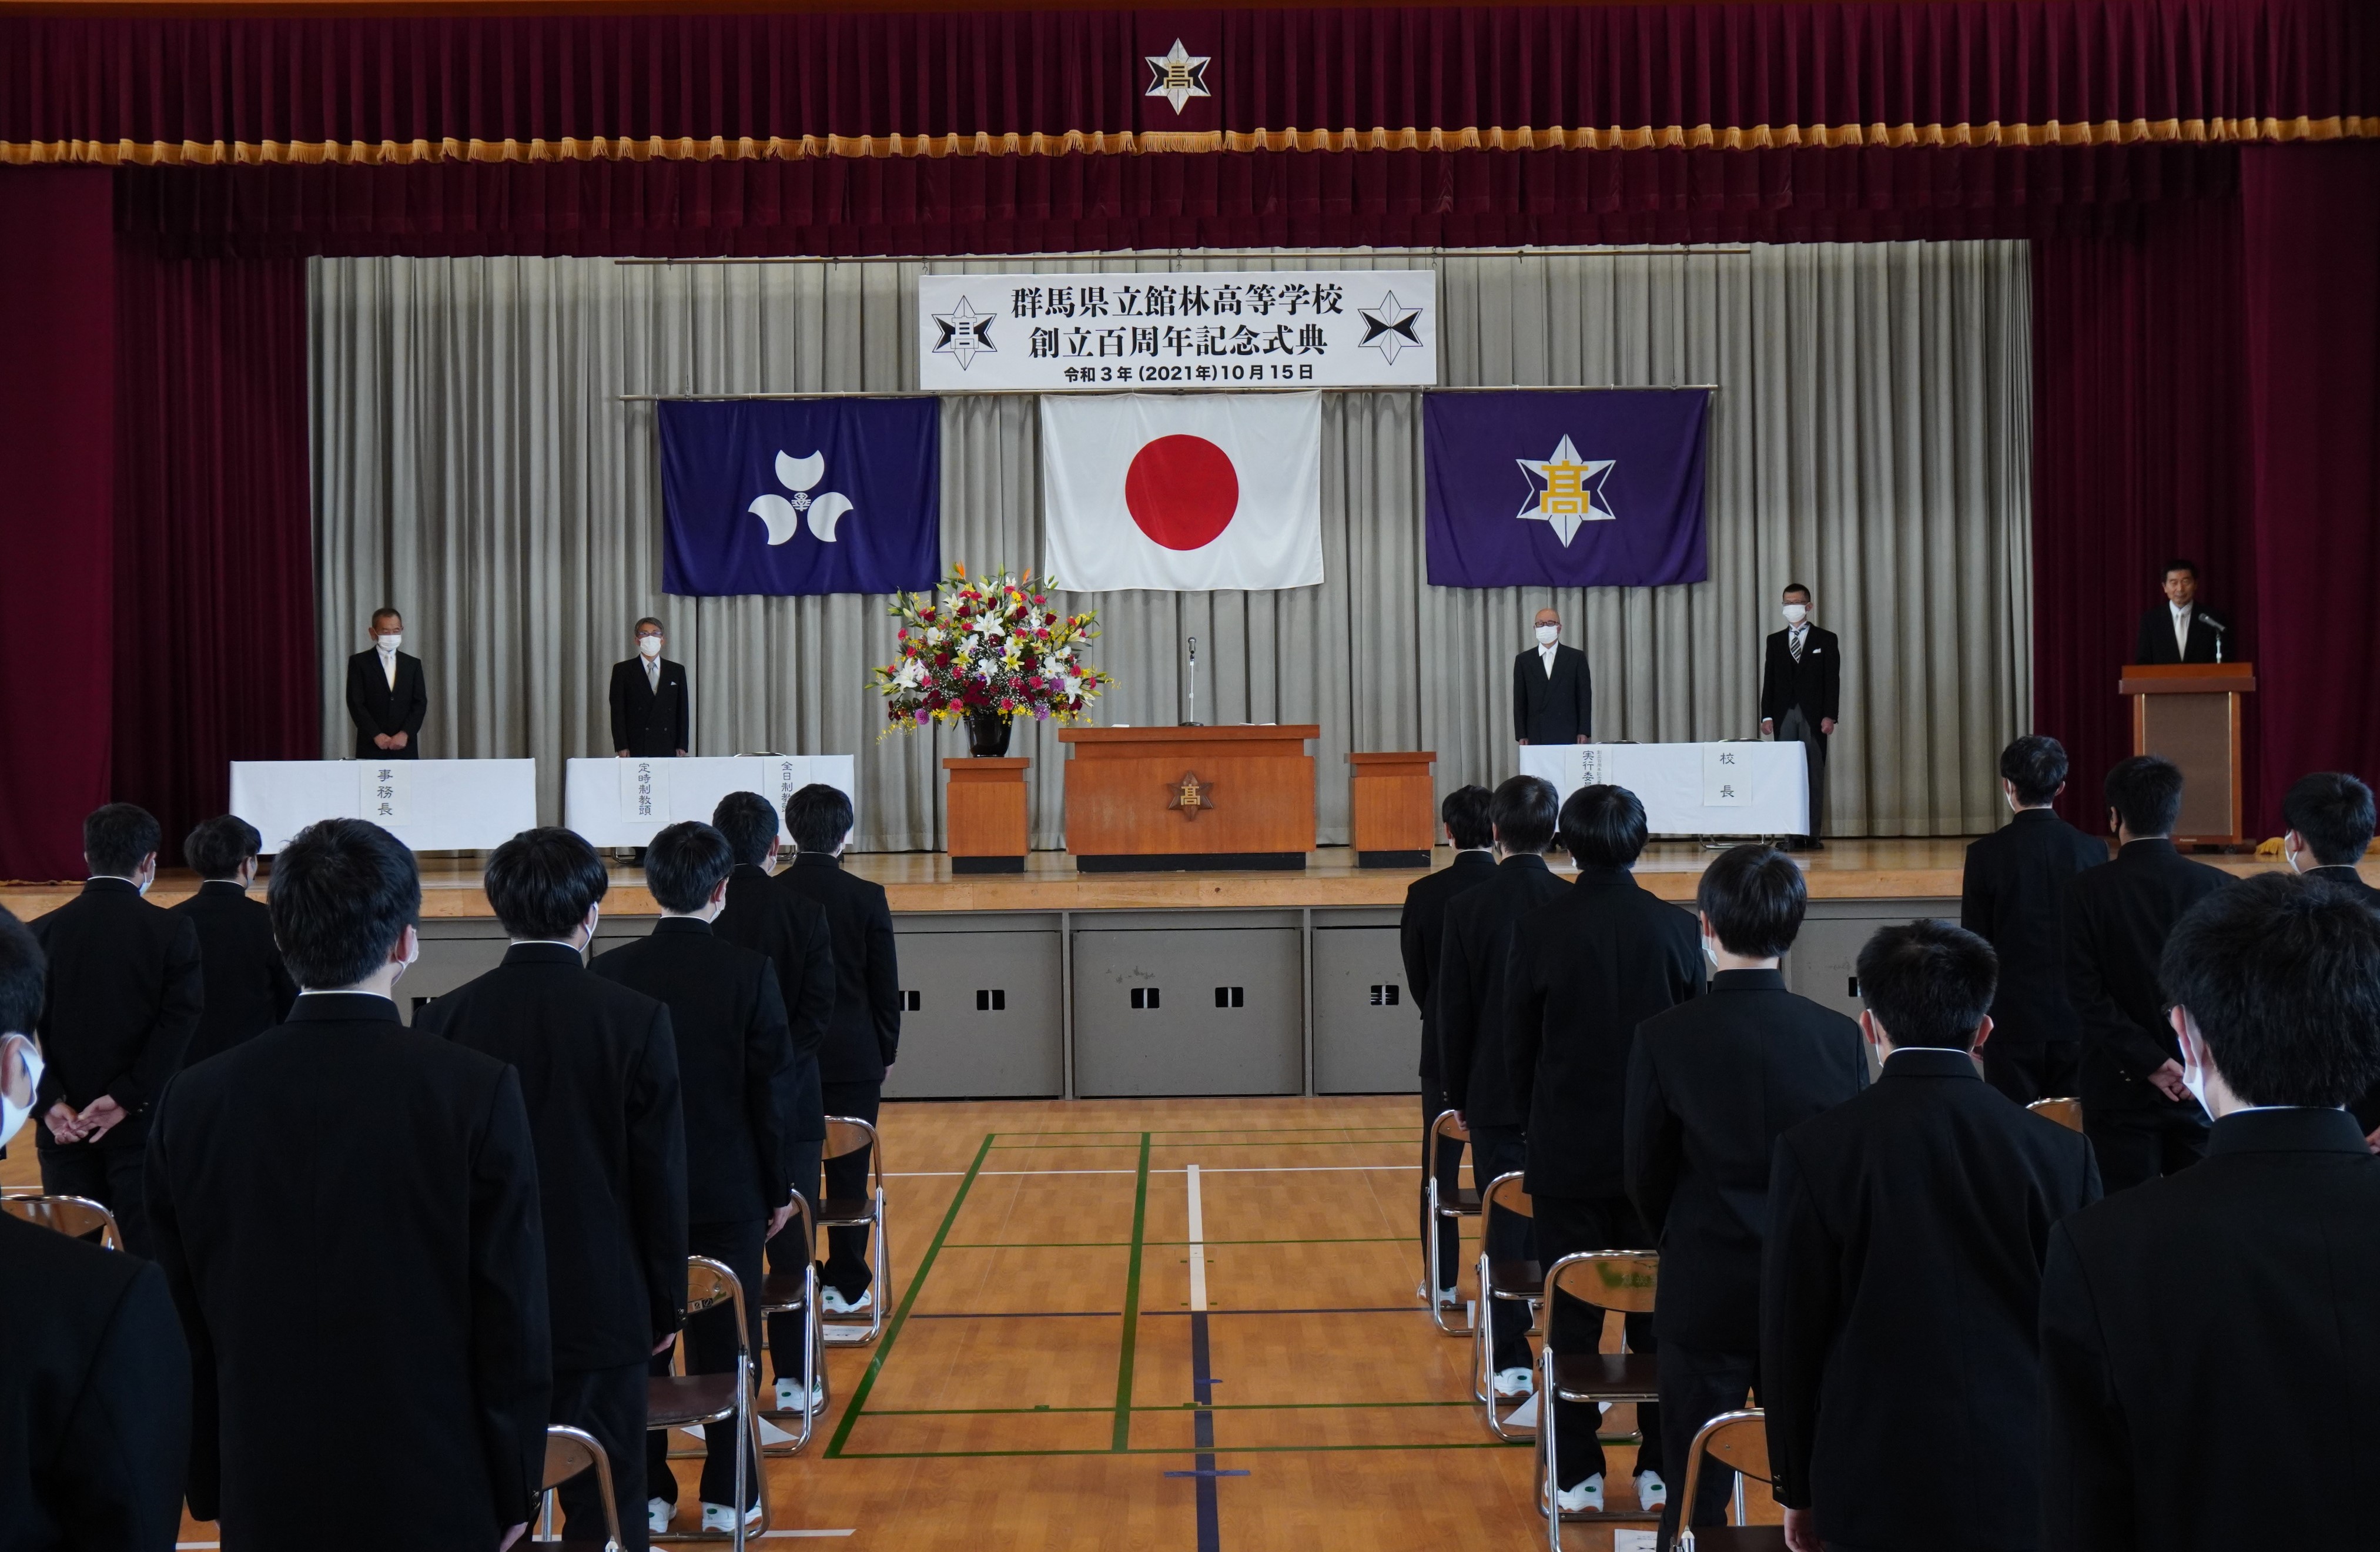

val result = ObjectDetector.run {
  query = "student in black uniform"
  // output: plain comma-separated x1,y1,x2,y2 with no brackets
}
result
2277,772,2380,1141
171,815,297,1066
1397,784,1496,1307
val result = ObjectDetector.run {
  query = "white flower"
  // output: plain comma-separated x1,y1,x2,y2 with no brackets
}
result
1052,644,1074,663
893,659,925,689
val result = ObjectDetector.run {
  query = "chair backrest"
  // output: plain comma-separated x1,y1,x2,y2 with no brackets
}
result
2027,1096,2084,1133
1430,1108,1470,1146
685,1253,749,1322
538,1425,621,1551
1479,1169,1533,1220
1544,1250,1658,1314
1675,1408,1770,1544
824,1115,881,1168
0,1193,123,1250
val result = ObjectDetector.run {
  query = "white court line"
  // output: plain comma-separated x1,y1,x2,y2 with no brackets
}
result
1186,1163,1208,1313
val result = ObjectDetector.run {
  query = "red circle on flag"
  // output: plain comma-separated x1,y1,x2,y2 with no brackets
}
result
1124,435,1240,551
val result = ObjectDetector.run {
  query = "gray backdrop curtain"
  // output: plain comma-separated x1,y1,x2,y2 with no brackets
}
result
309,244,2031,848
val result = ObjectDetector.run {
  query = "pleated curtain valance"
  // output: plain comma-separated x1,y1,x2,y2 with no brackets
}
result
6,1,2376,169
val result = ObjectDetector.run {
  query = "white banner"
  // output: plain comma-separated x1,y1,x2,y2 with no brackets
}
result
1517,742,1809,838
918,269,1437,392
232,760,537,854
563,755,859,848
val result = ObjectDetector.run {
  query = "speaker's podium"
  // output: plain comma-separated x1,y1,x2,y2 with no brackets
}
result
2122,663,2256,847
1056,725,1318,871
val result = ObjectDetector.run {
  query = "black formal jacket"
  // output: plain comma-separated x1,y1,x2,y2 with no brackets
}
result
31,878,204,1153
1625,969,1865,1350
0,1211,190,1552
608,655,691,757
146,994,550,1552
343,648,429,758
771,854,902,1086
1505,865,1702,1198
1512,643,1594,744
1434,853,1568,1129
2041,1107,2376,1552
169,881,297,1067
1960,809,2110,1048
416,944,688,1369
2307,867,2380,1131
2130,604,2228,665
2063,839,2232,1103
1765,1049,2101,1552
1398,848,1498,1088
592,918,796,1225
1759,624,1841,730
714,864,835,1144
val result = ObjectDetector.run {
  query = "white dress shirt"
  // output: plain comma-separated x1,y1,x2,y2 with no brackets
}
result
1537,641,1560,677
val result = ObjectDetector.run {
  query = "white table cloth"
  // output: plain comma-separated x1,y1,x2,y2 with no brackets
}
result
230,759,539,853
562,755,860,848
1518,741,1809,837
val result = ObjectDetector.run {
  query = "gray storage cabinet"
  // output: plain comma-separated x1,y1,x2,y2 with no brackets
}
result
885,917,1065,1099
1310,922,1421,1095
1072,917,1303,1096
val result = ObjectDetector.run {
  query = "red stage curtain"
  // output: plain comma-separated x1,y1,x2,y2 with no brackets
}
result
0,168,116,883
112,245,317,868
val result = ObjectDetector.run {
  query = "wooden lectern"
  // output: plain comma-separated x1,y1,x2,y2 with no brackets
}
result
1347,751,1437,867
1056,725,1318,871
942,757,1030,874
2121,663,2257,847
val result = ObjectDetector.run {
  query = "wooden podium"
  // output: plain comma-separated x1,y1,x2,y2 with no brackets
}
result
942,757,1029,874
1348,751,1436,867
2121,663,2256,846
1056,725,1318,871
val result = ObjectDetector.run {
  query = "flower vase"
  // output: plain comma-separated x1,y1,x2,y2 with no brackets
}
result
967,711,1013,758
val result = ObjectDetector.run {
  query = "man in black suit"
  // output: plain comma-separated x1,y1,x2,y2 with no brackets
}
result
416,828,687,1552
29,803,203,1257
171,815,297,1066
1507,784,1701,1514
2064,755,2232,1192
146,818,550,1552
710,790,838,1413
2130,558,2232,665
2042,874,2380,1551
1766,921,2100,1552
1759,583,1839,850
1398,784,1496,1307
1626,845,1865,1542
1960,736,2110,1105
2275,771,2380,1143
771,784,901,1316
1512,606,1593,745
344,606,429,759
1,905,192,1552
610,616,691,758
593,821,795,1538
1434,774,1567,1405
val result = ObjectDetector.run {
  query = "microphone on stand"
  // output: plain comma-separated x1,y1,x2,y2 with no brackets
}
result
1182,636,1204,727
2201,612,2228,664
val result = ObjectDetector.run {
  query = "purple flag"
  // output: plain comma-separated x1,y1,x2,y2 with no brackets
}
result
1424,390,1709,588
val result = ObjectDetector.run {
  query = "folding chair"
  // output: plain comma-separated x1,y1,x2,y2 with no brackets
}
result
648,1256,768,1548
1673,1409,1788,1551
2027,1096,2084,1132
1421,1108,1479,1336
1474,1170,1542,1440
531,1424,621,1552
1538,1250,1662,1546
817,1116,890,1346
0,1193,123,1250
758,1194,824,1455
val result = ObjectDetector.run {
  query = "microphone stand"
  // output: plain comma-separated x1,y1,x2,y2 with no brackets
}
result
1182,636,1203,727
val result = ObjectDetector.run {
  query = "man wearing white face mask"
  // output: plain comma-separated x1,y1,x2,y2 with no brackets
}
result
610,616,691,758
1759,584,1839,851
1511,605,1594,745
344,605,429,759
0,904,194,1552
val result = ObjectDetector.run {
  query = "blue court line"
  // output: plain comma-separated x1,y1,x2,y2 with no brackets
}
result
1167,1469,1250,1479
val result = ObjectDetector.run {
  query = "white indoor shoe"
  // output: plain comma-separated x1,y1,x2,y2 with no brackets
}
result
1635,1468,1669,1510
701,1502,764,1533
1556,1473,1606,1514
1491,1366,1535,1400
821,1286,873,1316
1415,1279,1464,1309
647,1497,674,1535
775,1375,828,1414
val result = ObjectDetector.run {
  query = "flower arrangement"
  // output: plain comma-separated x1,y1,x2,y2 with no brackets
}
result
872,566,1112,741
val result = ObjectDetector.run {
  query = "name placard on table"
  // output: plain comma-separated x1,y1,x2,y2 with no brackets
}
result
231,760,540,853
1518,742,1809,838
562,755,859,848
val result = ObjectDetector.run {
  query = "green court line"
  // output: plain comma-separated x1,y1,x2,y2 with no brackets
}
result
989,1138,1408,1150
940,1236,1403,1250
860,1399,1483,1417
1110,1132,1151,1452
822,1129,995,1459
829,1440,1535,1460
995,1125,1417,1138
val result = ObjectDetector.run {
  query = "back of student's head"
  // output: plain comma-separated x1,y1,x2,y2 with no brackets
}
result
711,791,781,869
1560,784,1648,868
1697,845,1807,958
785,784,855,855
267,819,420,991
1999,735,2070,808
2281,772,2376,867
84,803,162,877
1489,775,1559,855
1441,785,1494,850
2161,872,2380,1108
647,822,735,914
1856,919,1999,1051
484,827,610,939
184,815,264,880
0,906,43,1037
2104,755,2184,837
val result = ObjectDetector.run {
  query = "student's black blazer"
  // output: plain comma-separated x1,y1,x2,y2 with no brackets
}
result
713,863,835,1143
1960,808,2110,1048
169,882,297,1066
1397,848,1498,1087
344,649,428,758
2062,839,2231,1101
770,854,902,1086
31,878,205,1152
1434,854,1568,1130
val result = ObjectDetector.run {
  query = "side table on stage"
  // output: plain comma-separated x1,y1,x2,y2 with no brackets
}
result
2123,662,2256,847
230,759,538,852
943,757,1030,874
1057,725,1319,871
1348,751,1436,867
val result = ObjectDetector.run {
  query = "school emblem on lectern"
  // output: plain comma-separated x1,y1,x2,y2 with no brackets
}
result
1166,771,1216,819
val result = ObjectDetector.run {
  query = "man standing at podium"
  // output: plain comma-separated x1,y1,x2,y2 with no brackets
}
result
2131,559,2231,664
611,617,691,758
345,607,427,759
1760,584,1839,851
1512,607,1592,745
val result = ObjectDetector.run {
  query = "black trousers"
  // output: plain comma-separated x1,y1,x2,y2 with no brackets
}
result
1532,1193,1662,1489
1655,1342,1761,1549
553,1359,650,1551
1469,1123,1532,1375
649,1219,764,1510
1418,1083,1465,1293
764,1138,824,1383
817,1080,881,1300
2085,1086,2210,1195
1981,1041,2080,1108
39,1139,151,1257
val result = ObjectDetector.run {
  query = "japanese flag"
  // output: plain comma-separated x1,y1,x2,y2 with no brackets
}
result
1040,392,1324,592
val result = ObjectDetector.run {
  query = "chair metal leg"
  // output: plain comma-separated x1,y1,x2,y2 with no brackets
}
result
1425,1179,1475,1338
1541,1343,1565,1552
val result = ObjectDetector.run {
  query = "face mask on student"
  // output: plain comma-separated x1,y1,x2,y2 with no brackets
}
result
0,1035,43,1152
1781,603,1809,626
1534,624,1560,646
